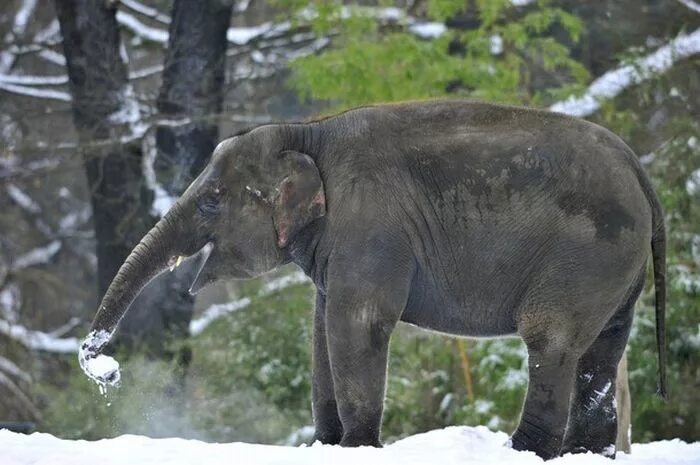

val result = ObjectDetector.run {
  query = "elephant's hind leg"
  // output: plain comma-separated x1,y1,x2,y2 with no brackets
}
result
562,270,642,458
510,344,579,460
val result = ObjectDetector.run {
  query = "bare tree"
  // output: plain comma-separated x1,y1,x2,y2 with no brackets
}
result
54,0,232,360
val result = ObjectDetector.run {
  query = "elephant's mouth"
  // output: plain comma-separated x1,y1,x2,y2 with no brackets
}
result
188,241,215,295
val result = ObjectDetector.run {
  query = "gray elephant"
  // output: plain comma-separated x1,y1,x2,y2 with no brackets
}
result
79,100,666,460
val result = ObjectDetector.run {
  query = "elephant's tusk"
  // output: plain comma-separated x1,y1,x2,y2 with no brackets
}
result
169,255,184,272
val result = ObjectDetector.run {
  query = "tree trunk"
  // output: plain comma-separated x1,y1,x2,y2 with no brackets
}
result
116,0,232,357
616,351,632,454
55,0,232,360
54,0,155,321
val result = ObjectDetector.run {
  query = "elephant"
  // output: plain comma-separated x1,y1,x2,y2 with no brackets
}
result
78,100,666,460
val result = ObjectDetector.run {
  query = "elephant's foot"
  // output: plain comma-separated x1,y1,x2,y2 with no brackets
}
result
311,428,343,446
560,444,616,459
509,423,562,460
339,432,382,448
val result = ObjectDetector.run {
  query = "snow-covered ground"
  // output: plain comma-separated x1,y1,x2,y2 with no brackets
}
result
2,426,699,465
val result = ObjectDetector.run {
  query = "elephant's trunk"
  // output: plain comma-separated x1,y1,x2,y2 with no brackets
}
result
79,203,199,386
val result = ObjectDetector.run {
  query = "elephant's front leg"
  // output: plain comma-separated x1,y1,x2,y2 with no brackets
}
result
325,264,412,447
311,292,343,445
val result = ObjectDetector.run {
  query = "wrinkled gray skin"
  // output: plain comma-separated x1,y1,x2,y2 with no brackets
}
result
81,101,667,460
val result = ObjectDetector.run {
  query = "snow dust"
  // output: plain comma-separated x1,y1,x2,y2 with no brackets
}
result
2,426,698,465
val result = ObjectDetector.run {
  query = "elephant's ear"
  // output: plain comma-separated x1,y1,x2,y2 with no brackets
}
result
272,151,326,248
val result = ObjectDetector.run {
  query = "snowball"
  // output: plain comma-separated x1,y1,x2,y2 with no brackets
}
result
78,330,121,390
84,355,120,385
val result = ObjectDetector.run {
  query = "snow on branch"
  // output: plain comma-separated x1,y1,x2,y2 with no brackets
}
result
0,0,39,74
550,28,700,117
38,49,66,67
129,64,163,80
120,0,170,24
190,271,311,336
0,81,71,101
11,241,62,270
115,10,168,43
141,131,178,217
116,8,290,47
6,183,41,214
677,0,700,13
189,298,252,336
0,319,79,353
0,73,68,86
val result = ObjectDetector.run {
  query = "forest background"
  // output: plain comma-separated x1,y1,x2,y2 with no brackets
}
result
0,0,698,446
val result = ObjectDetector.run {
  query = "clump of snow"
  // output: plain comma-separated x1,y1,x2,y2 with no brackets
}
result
79,330,120,391
686,168,700,195
510,0,535,6
1,425,699,465
490,34,504,55
84,355,120,390
408,22,447,39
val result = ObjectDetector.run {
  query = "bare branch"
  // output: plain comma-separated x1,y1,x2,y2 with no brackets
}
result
48,316,82,338
0,372,41,420
0,355,31,384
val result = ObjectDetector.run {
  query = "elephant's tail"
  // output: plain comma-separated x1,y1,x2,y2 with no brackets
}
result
650,191,667,399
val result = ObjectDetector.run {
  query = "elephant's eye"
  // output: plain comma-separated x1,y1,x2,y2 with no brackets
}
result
197,192,222,216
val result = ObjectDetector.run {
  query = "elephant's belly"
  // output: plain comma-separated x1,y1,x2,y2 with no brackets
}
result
400,285,518,338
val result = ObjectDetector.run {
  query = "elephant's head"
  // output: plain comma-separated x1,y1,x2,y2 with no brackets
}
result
79,126,326,386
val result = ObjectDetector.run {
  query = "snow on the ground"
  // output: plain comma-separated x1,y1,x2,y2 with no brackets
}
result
2,426,699,465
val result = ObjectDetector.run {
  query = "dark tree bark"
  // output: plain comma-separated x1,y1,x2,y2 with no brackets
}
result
54,0,154,311
55,0,232,359
117,0,233,357
155,0,232,193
